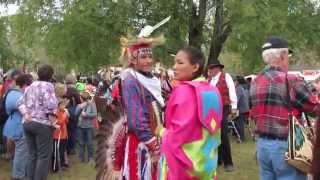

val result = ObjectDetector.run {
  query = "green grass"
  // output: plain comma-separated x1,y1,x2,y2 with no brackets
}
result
0,132,259,180
218,137,259,180
0,155,96,180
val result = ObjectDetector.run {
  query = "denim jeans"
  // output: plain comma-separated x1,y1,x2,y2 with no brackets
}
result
78,127,94,162
24,121,53,180
67,117,78,153
0,123,6,154
235,113,246,141
12,135,28,179
257,138,306,180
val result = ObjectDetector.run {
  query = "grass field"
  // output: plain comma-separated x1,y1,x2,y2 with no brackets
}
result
0,133,259,180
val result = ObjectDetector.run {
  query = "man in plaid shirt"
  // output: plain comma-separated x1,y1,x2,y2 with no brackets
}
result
250,36,320,180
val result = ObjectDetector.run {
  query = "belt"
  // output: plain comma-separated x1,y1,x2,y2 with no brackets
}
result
259,134,287,141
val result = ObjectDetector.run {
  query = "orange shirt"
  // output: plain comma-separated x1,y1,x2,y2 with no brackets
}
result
53,110,69,139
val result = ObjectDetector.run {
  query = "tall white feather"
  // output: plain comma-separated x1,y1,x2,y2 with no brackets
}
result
138,16,171,38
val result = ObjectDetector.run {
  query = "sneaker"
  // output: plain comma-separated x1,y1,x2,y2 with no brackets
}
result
52,168,59,173
225,165,235,172
4,153,12,160
61,166,69,171
68,149,76,155
79,157,85,163
88,158,95,166
61,163,69,168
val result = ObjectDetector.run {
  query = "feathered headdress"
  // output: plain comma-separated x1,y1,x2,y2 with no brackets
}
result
119,16,171,66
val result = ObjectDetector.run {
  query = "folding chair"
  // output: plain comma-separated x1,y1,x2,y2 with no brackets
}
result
228,117,242,143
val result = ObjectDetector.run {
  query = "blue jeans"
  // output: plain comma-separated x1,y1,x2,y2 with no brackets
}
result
67,117,78,153
78,128,94,162
257,138,306,180
0,123,6,154
12,135,28,179
235,113,246,141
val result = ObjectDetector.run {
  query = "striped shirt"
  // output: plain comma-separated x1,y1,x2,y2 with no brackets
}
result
122,74,156,142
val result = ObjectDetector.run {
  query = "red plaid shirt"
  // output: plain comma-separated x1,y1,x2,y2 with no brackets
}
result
250,66,320,138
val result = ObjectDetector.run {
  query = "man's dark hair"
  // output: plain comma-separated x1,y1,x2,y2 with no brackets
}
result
37,64,54,82
15,74,33,87
179,46,205,79
10,69,22,79
76,74,80,82
236,75,247,85
87,77,93,85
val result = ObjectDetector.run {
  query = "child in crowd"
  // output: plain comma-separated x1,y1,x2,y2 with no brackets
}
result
52,98,69,172
52,83,70,172
76,91,97,163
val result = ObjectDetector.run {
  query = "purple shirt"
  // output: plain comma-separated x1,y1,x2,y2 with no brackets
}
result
18,81,58,126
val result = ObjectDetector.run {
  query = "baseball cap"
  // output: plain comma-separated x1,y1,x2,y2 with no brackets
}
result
262,36,293,54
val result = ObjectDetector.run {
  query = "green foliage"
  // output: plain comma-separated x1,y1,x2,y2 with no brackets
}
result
226,0,320,74
6,0,193,71
44,0,128,71
147,0,191,67
0,16,17,70
1,0,320,73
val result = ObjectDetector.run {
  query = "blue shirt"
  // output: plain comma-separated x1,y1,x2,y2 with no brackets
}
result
76,102,97,128
3,89,24,140
236,84,249,114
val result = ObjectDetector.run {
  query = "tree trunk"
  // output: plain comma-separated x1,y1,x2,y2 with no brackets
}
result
208,0,231,64
188,0,207,49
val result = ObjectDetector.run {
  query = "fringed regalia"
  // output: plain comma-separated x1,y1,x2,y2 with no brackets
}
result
121,69,164,180
95,17,169,180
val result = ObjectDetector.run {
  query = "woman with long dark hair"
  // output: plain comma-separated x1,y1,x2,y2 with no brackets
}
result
159,46,223,180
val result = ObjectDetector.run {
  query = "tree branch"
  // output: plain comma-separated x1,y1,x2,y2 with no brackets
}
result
188,0,207,49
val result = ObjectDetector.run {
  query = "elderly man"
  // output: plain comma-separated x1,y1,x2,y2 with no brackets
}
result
250,36,320,180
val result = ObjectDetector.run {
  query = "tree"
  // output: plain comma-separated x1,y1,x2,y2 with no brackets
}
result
2,0,320,74
188,0,207,49
0,17,16,70
226,0,320,73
